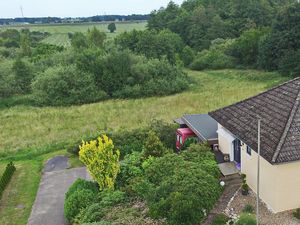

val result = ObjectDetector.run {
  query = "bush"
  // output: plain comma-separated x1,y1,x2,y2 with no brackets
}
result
243,204,254,214
12,58,34,94
82,222,115,225
142,131,171,159
180,46,195,66
32,64,106,106
74,203,108,225
116,152,143,188
146,162,222,225
235,213,256,225
64,189,98,223
142,153,222,225
190,49,235,70
212,214,230,225
0,162,16,199
79,135,120,190
181,144,220,178
65,178,98,199
293,208,300,220
98,189,126,207
0,60,17,98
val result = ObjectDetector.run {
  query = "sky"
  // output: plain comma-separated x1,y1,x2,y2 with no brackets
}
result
0,0,184,18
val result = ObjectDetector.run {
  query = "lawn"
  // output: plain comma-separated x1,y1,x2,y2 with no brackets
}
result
1,21,147,47
0,69,289,159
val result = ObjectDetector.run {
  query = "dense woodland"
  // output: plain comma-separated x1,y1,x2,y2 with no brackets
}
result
0,0,299,107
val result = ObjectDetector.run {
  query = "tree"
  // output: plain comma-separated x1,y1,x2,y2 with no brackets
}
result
142,131,170,158
108,23,116,33
20,30,31,56
12,59,33,94
87,27,106,48
79,135,120,190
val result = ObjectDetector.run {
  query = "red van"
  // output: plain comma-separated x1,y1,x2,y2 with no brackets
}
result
176,128,197,150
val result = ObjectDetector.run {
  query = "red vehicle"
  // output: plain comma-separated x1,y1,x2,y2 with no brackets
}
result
176,128,197,150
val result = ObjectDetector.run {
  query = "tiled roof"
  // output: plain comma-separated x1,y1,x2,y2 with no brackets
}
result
209,77,300,164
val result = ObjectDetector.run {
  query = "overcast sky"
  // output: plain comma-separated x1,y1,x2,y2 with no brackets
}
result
0,0,184,18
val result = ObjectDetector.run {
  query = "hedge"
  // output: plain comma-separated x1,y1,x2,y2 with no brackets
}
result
0,162,16,199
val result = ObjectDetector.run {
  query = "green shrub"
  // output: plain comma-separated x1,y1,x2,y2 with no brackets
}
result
146,164,222,225
0,162,16,199
243,204,254,214
181,143,220,178
142,131,171,159
65,178,98,199
12,58,34,94
116,152,143,188
190,49,235,70
293,208,300,220
32,64,107,106
212,214,230,225
74,203,108,225
143,153,222,225
98,189,126,207
278,49,300,77
0,59,17,98
180,46,195,66
64,189,98,223
235,213,256,225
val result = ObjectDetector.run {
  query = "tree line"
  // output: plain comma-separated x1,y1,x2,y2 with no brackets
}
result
145,0,300,76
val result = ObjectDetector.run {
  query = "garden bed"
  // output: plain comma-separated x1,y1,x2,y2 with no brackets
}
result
225,189,300,225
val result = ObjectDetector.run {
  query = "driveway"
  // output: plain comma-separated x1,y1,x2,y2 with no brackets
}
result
27,156,90,225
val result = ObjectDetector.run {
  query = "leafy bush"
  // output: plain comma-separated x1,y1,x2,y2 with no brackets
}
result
142,131,171,159
235,213,256,225
116,152,143,188
12,58,34,94
64,189,98,223
190,49,235,70
181,144,220,178
212,214,230,225
74,203,108,225
0,60,17,98
293,208,300,220
278,49,300,77
0,162,16,199
180,46,195,66
145,160,222,225
32,64,106,106
98,189,126,207
65,178,98,199
243,204,254,214
79,135,120,190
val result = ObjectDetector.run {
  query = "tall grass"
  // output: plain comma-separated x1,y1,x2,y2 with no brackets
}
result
0,69,289,158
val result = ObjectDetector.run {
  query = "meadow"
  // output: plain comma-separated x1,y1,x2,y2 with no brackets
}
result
2,21,147,46
0,69,288,159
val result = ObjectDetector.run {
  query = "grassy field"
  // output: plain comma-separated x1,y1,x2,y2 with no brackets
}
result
2,21,147,47
0,69,289,159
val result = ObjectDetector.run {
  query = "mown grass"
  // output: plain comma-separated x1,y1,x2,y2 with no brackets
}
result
0,69,289,158
0,150,66,225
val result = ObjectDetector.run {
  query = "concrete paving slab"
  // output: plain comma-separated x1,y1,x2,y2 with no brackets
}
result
43,156,69,173
27,167,91,225
218,162,239,176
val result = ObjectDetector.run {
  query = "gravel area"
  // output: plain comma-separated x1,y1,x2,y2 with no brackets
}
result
225,189,300,225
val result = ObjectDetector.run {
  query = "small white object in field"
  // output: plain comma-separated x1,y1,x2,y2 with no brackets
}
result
220,181,225,186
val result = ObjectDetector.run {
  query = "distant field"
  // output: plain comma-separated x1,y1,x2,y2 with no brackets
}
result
1,21,147,47
0,69,289,157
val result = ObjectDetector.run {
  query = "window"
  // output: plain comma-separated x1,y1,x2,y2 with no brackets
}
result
179,136,183,145
246,145,251,155
176,134,179,142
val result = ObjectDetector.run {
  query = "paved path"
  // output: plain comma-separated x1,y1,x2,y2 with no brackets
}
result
27,156,90,225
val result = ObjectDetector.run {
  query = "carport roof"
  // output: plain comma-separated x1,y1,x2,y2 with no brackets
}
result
181,114,218,141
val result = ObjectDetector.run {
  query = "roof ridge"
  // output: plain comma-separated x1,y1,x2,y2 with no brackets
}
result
272,87,300,163
210,77,300,116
